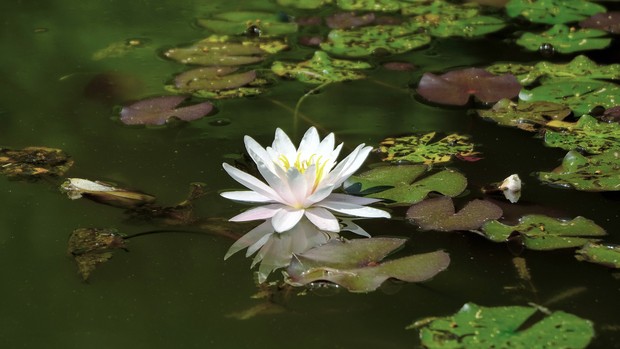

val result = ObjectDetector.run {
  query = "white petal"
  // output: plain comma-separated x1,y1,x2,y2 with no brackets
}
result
229,204,284,222
224,220,274,259
271,207,305,233
222,163,282,202
340,218,371,237
304,184,334,206
323,144,362,186
331,145,372,187
272,128,296,160
305,207,340,232
316,132,335,157
324,192,383,205
318,200,391,219
286,167,309,206
298,127,320,157
244,135,276,173
220,190,275,203
246,233,273,257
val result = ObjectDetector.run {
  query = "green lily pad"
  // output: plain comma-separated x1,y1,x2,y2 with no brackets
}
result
197,11,298,36
481,215,606,250
173,67,257,92
506,0,606,24
0,146,73,179
67,228,127,281
320,23,431,57
271,51,371,84
410,303,594,349
407,197,503,231
415,14,506,38
378,132,480,165
477,99,571,132
576,242,620,268
538,149,620,191
163,36,264,66
277,0,332,9
520,79,620,116
487,55,620,86
344,165,468,206
544,115,620,154
337,0,410,12
285,237,450,292
516,24,611,54
402,0,480,17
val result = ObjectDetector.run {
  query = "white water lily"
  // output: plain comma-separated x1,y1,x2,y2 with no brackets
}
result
221,127,391,234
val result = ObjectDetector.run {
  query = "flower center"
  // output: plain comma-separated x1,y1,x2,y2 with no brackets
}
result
278,153,329,190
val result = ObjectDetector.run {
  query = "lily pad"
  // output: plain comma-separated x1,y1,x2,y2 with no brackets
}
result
337,0,405,12
580,12,620,34
516,24,611,54
477,99,571,131
285,237,450,292
378,132,480,165
410,303,594,349
520,79,620,116
575,242,620,268
119,96,213,125
320,23,431,57
344,165,468,206
60,178,156,209
0,146,73,179
481,215,606,250
277,0,332,10
67,228,127,281
163,36,264,66
326,12,376,29
544,115,620,154
401,0,480,17
506,0,606,25
414,14,506,38
417,68,521,106
271,51,371,84
538,149,620,191
407,197,503,231
173,67,257,92
196,12,298,36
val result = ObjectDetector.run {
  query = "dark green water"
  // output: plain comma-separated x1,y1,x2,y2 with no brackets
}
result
0,1,619,348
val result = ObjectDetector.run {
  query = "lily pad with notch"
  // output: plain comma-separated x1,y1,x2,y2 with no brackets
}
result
516,24,611,54
477,99,571,132
417,68,521,106
506,0,606,25
285,237,450,293
544,115,620,154
575,242,620,268
196,11,298,37
0,146,73,179
271,51,371,84
67,228,127,281
378,132,481,165
119,96,213,125
538,149,620,191
344,164,467,206
409,303,594,349
407,196,503,232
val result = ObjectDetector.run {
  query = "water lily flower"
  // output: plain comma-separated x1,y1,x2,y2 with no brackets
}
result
221,127,391,234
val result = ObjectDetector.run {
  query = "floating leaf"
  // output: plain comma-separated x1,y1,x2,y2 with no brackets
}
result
580,12,620,34
337,0,404,12
401,0,480,17
417,68,521,106
576,242,620,268
285,237,450,292
414,14,506,38
601,106,620,123
520,79,620,116
378,132,480,164
173,67,257,92
320,23,431,57
92,38,149,60
481,215,606,250
119,96,213,125
538,149,620,191
407,197,503,231
544,115,620,154
477,99,571,131
506,0,606,24
326,12,376,29
196,11,298,36
60,178,156,209
277,0,331,10
0,146,73,179
67,228,127,281
516,24,611,54
410,303,594,349
344,165,467,206
271,51,371,84
163,36,264,66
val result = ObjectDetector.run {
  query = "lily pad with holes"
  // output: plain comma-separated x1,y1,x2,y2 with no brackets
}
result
417,68,521,106
320,23,431,57
481,215,606,250
173,67,257,92
67,228,127,281
0,147,73,179
285,237,450,293
520,79,620,116
378,132,480,165
344,165,467,206
196,12,298,36
163,36,264,66
538,149,620,191
410,303,594,349
506,0,606,25
407,197,503,231
477,99,571,131
271,51,371,84
544,115,620,154
119,96,213,125
580,12,620,34
516,24,611,54
576,242,620,268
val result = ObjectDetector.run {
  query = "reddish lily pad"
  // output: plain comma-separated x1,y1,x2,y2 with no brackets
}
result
407,197,503,232
0,146,73,179
601,106,620,123
120,96,213,125
417,68,521,106
580,12,620,34
67,228,127,281
174,67,257,92
326,12,376,29
285,237,450,292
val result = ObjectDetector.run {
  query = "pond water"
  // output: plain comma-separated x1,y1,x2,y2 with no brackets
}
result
1,0,619,348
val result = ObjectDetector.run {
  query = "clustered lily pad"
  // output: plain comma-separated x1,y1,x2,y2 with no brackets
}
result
285,237,450,292
516,24,611,54
119,96,213,125
575,242,620,268
344,164,467,206
407,196,503,231
378,132,480,164
538,149,620,191
480,214,606,250
67,228,127,281
271,51,371,84
477,99,571,131
544,115,620,154
410,303,594,349
196,11,298,36
505,0,606,25
0,146,73,179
